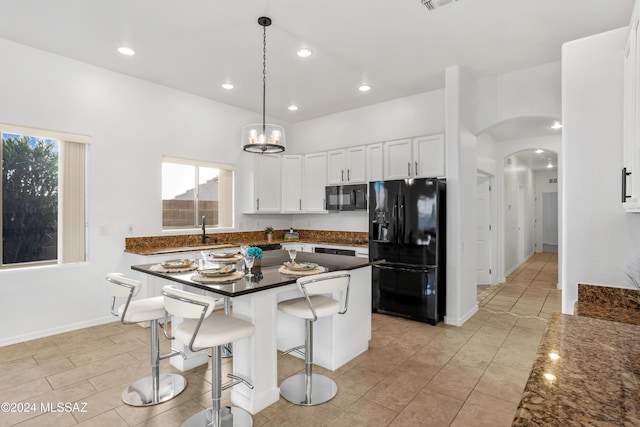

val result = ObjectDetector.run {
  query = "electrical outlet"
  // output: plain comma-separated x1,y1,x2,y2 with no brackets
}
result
127,224,134,234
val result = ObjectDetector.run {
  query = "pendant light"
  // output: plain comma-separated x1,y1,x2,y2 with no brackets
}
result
241,17,286,154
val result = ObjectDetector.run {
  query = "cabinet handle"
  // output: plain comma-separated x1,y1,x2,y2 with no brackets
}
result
257,198,260,210
622,167,632,203
415,162,418,176
323,198,326,209
299,199,302,210
407,162,411,176
341,169,344,181
347,169,350,181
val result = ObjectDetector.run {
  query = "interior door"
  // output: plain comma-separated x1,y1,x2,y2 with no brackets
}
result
476,178,491,285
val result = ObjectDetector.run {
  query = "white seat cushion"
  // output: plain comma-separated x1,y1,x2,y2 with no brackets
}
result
119,296,165,323
174,313,255,349
278,295,341,320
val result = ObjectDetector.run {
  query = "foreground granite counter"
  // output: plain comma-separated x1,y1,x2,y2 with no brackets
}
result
512,313,640,426
576,283,640,325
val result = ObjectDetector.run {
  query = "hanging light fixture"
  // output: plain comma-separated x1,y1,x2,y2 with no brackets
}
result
241,17,286,154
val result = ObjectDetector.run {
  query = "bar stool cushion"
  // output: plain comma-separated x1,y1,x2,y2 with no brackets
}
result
118,296,165,323
174,313,255,349
278,295,341,320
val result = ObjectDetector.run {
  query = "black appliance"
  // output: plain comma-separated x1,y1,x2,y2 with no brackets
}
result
369,178,446,325
257,243,282,251
314,247,356,256
325,184,367,211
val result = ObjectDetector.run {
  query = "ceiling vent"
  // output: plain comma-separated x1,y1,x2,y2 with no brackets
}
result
421,0,458,11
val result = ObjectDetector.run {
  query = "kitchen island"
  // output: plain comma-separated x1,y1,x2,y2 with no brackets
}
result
512,313,640,426
132,250,376,414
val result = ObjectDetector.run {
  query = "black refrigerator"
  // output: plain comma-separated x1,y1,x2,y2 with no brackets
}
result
369,178,446,325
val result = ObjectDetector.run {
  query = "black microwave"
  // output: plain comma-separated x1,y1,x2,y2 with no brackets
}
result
325,184,368,211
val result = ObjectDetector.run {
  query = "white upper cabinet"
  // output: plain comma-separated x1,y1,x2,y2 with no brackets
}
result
413,134,445,178
384,135,445,180
623,8,640,212
281,155,304,213
327,146,366,184
251,154,281,213
303,152,328,212
383,138,413,179
366,143,384,182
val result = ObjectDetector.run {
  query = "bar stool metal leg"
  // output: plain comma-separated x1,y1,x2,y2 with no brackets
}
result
122,319,187,406
279,319,338,406
182,346,253,427
222,296,233,358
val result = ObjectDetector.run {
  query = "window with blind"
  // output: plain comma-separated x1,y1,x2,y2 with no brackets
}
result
1,125,88,267
162,157,234,229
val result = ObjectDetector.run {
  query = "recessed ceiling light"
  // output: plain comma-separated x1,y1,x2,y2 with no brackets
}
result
546,163,554,169
221,83,234,90
117,47,135,56
288,105,298,111
535,149,544,154
296,48,312,58
551,121,562,129
358,84,371,92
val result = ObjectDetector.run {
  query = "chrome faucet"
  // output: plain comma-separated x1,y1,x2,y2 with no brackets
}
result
201,215,209,244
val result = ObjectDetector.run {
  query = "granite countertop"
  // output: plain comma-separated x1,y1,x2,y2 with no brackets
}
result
512,313,640,426
124,230,369,256
575,283,640,325
132,250,378,297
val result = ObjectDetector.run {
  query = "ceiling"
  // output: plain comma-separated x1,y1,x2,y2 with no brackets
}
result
0,0,634,125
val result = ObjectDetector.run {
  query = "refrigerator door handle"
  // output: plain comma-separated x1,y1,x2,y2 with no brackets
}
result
373,264,433,273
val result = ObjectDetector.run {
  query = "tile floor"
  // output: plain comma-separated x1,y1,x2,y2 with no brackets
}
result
0,253,559,426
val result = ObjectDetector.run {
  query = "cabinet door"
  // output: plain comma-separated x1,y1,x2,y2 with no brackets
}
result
303,152,328,212
366,143,384,182
327,149,346,184
624,18,640,211
346,146,366,183
413,134,445,178
254,154,281,212
383,139,412,180
281,155,303,213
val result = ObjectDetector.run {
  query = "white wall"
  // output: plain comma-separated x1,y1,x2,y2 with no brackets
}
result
502,155,535,273
289,90,446,153
562,27,640,313
473,62,561,135
0,38,292,345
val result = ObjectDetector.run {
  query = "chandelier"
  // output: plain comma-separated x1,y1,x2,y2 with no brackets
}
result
241,17,286,154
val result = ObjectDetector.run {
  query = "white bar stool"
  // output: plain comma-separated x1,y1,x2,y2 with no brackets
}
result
105,273,187,406
162,285,255,427
277,271,351,406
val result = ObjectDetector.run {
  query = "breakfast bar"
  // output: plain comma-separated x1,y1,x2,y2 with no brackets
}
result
132,250,376,414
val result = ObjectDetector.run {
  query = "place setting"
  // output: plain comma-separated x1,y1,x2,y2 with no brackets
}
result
203,249,243,263
150,258,198,273
278,248,327,276
191,262,245,284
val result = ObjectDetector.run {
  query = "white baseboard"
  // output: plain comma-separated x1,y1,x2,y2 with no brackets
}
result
444,304,479,326
0,316,117,347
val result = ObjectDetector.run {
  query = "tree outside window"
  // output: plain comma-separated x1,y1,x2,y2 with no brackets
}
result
2,133,59,264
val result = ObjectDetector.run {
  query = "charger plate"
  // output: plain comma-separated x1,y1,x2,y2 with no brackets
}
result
278,265,327,276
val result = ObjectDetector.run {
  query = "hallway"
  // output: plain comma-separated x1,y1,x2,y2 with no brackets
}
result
478,252,560,320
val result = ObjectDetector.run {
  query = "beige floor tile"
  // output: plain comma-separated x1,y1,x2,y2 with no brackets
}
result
327,397,397,427
0,378,52,402
364,366,432,412
11,409,78,427
389,389,463,427
449,341,499,370
425,363,484,401
355,346,417,375
491,343,539,371
467,325,510,348
450,390,518,427
0,358,75,392
130,399,207,427
269,400,341,427
333,366,386,397
427,329,472,353
473,363,531,404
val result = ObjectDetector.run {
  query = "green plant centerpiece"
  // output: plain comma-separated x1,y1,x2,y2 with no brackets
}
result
264,226,274,243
